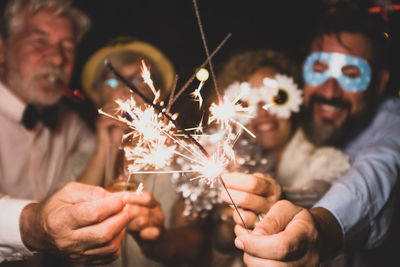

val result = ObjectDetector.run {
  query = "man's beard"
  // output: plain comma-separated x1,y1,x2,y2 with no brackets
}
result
18,65,66,107
302,95,372,148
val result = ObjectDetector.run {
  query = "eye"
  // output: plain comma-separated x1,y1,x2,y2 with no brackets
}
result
273,89,289,106
312,60,328,73
33,37,50,48
342,65,361,78
61,41,76,56
237,99,249,108
105,77,119,89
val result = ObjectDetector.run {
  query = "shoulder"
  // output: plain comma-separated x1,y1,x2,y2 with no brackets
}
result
345,97,400,157
380,97,400,112
367,97,400,138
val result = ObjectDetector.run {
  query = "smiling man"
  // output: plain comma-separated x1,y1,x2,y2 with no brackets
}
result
302,30,386,147
233,3,400,267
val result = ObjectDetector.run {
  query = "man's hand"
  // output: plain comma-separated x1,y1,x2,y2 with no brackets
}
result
20,182,140,265
234,200,342,267
221,172,282,228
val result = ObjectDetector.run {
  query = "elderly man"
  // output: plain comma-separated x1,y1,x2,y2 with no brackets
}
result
224,4,400,267
0,0,163,265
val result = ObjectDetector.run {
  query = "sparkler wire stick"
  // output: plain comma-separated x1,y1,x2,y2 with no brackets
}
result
192,0,221,101
218,176,248,228
166,74,179,113
105,60,248,229
169,33,231,106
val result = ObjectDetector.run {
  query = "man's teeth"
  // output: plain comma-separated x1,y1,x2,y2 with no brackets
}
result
48,75,57,83
320,104,341,112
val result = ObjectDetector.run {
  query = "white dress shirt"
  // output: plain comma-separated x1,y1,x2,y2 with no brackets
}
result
0,82,96,262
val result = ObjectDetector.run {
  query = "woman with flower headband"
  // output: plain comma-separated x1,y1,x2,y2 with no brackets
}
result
203,48,350,267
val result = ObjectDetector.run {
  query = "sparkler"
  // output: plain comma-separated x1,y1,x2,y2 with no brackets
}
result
99,0,259,228
103,60,250,228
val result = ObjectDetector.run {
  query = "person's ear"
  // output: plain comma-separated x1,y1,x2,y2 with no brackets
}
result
376,69,390,97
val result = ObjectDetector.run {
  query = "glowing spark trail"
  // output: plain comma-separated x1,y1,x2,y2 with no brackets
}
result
104,61,250,228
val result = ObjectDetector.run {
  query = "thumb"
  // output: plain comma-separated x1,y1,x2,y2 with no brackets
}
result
253,200,303,236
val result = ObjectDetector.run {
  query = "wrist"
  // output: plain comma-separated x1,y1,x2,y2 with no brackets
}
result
310,207,343,260
19,202,48,252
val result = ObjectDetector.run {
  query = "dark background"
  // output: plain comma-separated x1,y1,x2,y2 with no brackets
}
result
0,0,399,126
71,0,324,85
70,0,400,94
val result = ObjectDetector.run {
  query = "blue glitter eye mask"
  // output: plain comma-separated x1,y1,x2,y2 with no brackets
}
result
303,51,371,93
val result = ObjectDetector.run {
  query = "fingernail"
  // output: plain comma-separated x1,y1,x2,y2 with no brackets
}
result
253,228,267,236
235,238,244,250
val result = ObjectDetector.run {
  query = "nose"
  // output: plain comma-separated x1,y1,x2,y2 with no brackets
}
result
45,43,66,67
319,78,343,99
257,102,272,117
110,85,131,101
120,86,132,98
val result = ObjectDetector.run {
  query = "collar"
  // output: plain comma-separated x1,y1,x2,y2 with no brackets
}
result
0,81,26,123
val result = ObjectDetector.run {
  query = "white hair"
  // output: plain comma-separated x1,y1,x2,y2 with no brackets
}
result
2,0,91,41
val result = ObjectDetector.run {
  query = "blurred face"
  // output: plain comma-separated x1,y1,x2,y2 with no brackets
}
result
247,67,292,150
303,33,373,145
99,62,153,108
2,8,76,108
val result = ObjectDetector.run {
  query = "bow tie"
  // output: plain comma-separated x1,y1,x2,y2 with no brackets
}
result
21,104,59,130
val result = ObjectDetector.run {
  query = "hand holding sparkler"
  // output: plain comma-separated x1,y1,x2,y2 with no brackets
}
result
19,182,150,265
125,190,165,240
220,172,283,229
233,201,323,267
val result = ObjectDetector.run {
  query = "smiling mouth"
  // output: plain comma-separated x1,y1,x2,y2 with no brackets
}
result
256,121,277,132
316,103,346,120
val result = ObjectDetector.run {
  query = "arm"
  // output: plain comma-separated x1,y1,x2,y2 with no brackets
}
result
78,112,125,186
0,198,36,262
314,99,400,249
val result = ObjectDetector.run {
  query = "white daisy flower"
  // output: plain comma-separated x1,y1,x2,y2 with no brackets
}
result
222,73,302,124
265,74,303,119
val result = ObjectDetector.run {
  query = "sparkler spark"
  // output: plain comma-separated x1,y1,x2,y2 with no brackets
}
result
101,60,247,184
103,55,253,228
140,60,160,103
100,1,253,227
209,96,256,138
190,81,205,108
